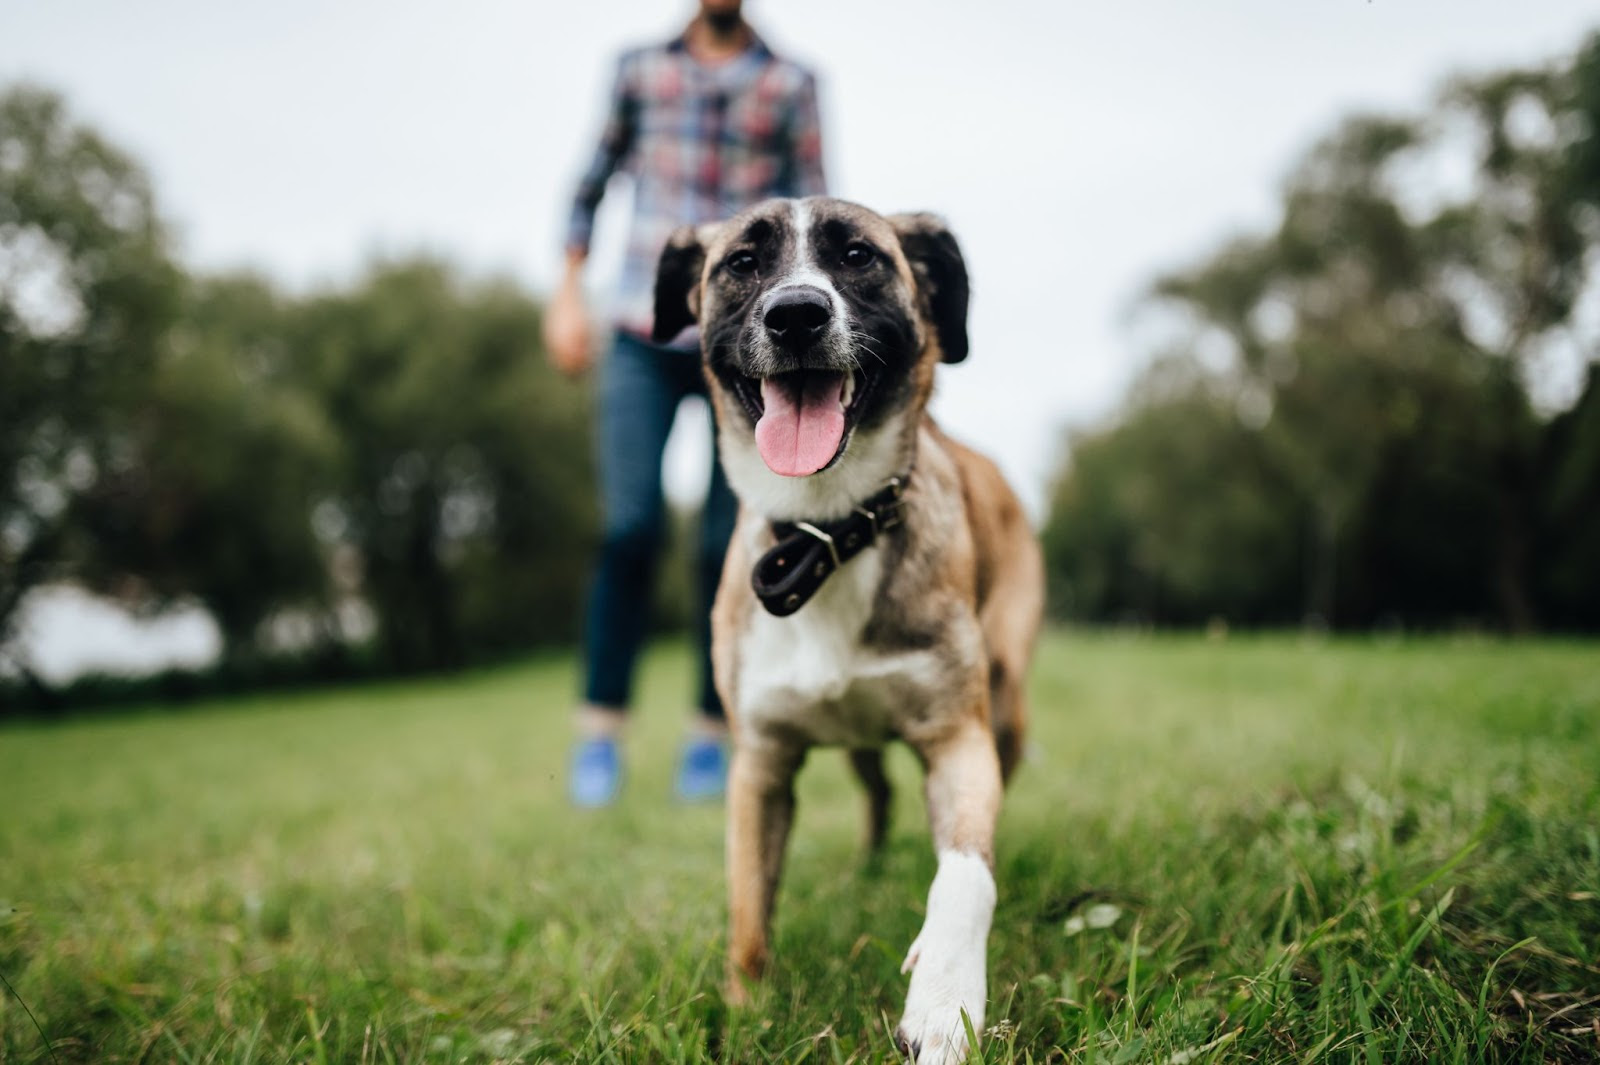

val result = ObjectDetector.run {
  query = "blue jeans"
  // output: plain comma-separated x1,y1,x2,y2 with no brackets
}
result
582,331,737,719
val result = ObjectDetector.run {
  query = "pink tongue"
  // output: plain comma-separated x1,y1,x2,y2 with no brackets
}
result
755,372,847,477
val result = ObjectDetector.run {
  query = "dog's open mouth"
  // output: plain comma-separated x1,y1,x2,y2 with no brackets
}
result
734,369,868,478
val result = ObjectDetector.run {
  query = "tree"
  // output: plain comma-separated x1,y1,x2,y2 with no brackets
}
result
1042,362,1301,625
3,85,606,698
71,274,342,661
295,260,596,671
1044,35,1600,631
0,85,181,670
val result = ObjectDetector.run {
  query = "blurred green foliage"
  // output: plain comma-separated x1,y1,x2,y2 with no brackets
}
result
1,86,181,651
2,85,599,705
7,30,1600,708
291,261,596,669
1045,35,1600,631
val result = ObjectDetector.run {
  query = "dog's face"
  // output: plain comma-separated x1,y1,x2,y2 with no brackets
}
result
652,198,969,493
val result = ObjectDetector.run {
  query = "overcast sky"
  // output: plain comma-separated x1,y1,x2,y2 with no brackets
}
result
6,0,1598,514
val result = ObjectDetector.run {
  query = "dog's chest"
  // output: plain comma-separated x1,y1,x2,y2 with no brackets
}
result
735,548,940,747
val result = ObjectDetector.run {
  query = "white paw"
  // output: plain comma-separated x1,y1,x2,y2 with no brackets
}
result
893,931,985,1064
893,850,995,1064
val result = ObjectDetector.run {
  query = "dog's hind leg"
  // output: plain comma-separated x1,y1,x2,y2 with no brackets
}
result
847,747,892,852
978,522,1043,788
988,660,1026,785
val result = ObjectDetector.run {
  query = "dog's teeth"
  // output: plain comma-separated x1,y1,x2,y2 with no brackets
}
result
842,373,856,407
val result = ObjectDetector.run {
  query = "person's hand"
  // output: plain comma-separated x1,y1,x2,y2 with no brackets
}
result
544,256,594,377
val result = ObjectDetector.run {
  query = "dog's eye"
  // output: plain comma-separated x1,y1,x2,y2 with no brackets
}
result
724,251,759,277
841,243,876,269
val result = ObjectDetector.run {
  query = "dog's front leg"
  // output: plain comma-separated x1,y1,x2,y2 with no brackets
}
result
725,738,804,1004
896,719,1002,1064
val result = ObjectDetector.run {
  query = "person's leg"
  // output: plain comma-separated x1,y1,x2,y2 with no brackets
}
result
675,374,740,800
696,434,739,720
573,332,679,805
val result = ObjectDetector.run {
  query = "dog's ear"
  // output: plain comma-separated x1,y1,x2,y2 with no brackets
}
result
890,213,970,363
652,225,708,343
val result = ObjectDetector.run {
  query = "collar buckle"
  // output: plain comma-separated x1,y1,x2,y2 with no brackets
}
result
792,521,841,568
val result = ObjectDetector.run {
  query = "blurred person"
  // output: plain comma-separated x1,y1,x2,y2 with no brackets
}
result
545,0,827,806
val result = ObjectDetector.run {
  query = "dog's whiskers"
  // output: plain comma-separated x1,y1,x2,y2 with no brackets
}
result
847,330,887,366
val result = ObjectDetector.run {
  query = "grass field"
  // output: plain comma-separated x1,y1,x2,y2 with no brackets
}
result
2,632,1597,1063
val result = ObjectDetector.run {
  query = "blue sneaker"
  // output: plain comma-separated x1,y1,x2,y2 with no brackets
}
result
569,737,621,808
675,737,728,802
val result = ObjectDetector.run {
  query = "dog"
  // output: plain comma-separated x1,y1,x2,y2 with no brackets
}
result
652,196,1042,1064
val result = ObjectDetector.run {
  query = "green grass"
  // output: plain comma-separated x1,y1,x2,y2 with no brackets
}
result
2,632,1597,1063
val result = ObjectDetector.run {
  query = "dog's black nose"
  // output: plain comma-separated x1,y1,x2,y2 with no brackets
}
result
763,287,832,349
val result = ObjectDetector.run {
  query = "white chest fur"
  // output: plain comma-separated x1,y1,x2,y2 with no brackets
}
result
734,545,941,747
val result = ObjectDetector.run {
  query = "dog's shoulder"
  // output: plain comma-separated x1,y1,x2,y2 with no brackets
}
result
918,419,1038,611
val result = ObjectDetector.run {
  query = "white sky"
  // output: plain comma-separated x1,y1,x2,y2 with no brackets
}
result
3,0,1597,673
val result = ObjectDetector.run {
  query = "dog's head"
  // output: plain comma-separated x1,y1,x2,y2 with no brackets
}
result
652,198,968,510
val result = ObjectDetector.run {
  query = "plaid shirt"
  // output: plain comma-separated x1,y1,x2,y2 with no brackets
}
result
565,29,827,339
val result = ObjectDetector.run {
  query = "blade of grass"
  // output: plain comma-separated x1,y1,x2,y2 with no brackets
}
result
1125,921,1141,1042
1347,960,1383,1065
1374,886,1454,1000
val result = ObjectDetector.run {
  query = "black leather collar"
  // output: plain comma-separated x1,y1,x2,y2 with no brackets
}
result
751,474,909,617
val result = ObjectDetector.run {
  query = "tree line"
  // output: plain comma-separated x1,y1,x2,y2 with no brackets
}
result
2,85,600,708
5,36,1599,710
1042,34,1600,632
